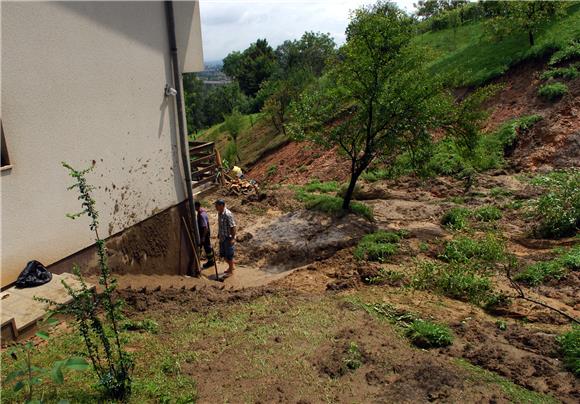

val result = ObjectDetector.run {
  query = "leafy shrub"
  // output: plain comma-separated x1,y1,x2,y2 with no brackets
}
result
538,82,569,101
440,234,505,264
303,180,340,193
473,205,503,222
405,320,453,348
360,230,401,244
557,326,580,377
224,141,238,164
441,207,471,230
549,40,580,65
540,66,580,80
530,169,580,238
412,261,494,305
488,115,543,158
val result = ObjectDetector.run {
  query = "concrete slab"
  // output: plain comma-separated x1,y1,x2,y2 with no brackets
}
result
0,273,91,339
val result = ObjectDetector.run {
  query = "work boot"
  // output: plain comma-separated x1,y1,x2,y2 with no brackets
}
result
203,260,215,269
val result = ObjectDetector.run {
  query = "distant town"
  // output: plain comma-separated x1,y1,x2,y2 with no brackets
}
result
196,61,231,86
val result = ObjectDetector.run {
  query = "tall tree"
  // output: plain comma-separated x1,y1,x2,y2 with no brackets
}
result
289,2,452,210
222,39,276,97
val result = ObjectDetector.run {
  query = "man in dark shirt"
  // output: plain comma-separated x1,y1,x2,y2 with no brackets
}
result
195,201,214,268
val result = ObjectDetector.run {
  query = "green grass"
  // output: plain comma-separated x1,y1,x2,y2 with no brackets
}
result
538,82,569,101
295,189,373,221
557,326,580,377
439,234,505,264
514,245,580,286
405,320,453,348
303,180,341,193
354,231,404,262
414,3,580,86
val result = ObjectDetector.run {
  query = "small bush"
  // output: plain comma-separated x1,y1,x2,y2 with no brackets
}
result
530,170,580,238
441,207,471,230
440,234,505,264
343,342,363,371
557,326,580,377
538,82,568,101
361,230,401,244
303,180,340,193
361,168,393,182
405,320,453,348
540,66,580,81
472,205,503,222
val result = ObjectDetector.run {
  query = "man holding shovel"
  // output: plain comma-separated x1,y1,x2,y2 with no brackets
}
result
194,201,214,269
215,199,236,278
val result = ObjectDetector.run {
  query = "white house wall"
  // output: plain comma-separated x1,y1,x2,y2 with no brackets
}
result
1,1,203,286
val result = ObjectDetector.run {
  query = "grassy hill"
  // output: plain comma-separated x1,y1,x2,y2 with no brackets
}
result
414,2,580,86
194,113,288,168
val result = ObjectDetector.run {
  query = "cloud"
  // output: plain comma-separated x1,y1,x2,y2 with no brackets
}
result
200,0,416,62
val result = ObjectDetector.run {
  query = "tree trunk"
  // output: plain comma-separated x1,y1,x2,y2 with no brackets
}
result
342,168,364,210
528,30,534,46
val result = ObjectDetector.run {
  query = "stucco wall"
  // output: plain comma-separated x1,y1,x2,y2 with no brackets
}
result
1,1,202,286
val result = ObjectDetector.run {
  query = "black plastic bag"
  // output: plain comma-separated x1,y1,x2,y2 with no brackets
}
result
15,260,52,288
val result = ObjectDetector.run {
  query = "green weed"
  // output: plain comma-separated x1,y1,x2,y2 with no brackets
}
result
490,187,513,199
514,245,580,286
557,326,580,377
529,169,580,238
343,342,363,371
441,207,471,230
538,82,569,101
355,231,402,262
405,320,453,348
549,39,580,65
439,234,505,264
472,205,503,222
303,180,340,193
540,65,580,80
295,190,373,221
412,261,494,305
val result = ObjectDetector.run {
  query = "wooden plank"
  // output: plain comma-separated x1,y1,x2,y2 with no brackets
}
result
189,142,214,153
192,176,216,188
190,154,215,165
191,164,217,178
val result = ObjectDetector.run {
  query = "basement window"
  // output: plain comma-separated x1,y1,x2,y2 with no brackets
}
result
1,121,12,171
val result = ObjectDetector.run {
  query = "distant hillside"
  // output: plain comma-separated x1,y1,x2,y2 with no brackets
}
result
414,2,580,86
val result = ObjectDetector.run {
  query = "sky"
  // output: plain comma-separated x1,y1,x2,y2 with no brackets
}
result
199,0,417,62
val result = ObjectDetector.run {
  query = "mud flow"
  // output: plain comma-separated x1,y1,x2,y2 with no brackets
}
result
237,210,375,273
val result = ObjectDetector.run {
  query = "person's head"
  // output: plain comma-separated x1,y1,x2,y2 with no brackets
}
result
214,199,225,213
194,201,201,212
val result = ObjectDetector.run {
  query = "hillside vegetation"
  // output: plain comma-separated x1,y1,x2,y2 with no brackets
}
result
414,2,580,86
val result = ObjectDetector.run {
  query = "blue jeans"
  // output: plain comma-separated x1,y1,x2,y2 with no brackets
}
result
219,237,235,261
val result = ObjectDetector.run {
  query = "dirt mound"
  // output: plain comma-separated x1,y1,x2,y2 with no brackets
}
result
238,210,375,271
447,319,580,403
